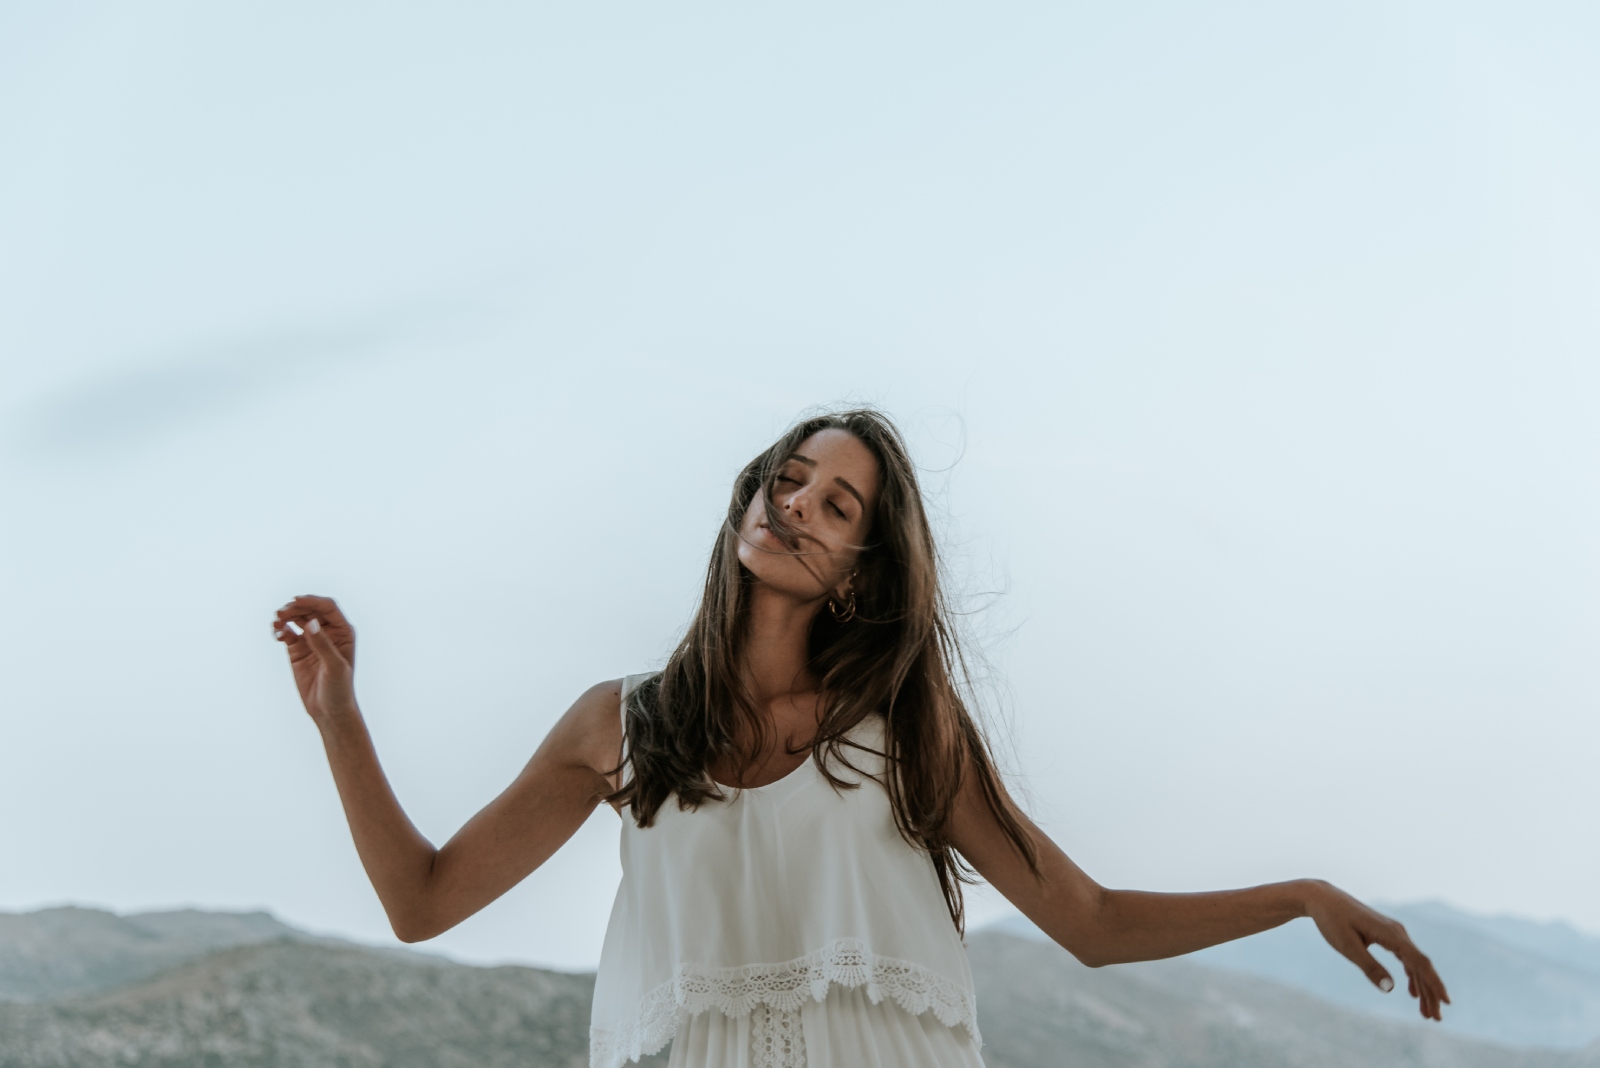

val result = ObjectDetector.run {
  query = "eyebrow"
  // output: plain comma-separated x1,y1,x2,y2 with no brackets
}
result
788,452,867,513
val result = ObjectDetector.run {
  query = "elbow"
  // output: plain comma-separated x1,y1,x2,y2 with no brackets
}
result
1072,947,1113,969
1037,923,1113,968
390,919,434,945
389,855,447,944
1063,888,1118,968
388,907,443,945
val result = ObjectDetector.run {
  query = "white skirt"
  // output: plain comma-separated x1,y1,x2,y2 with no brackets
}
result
666,984,985,1068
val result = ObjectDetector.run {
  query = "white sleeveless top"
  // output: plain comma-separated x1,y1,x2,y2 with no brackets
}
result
589,673,982,1068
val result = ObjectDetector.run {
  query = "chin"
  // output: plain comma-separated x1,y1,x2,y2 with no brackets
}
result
738,552,820,600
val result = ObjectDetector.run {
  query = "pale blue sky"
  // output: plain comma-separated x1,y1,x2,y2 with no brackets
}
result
2,2,1597,970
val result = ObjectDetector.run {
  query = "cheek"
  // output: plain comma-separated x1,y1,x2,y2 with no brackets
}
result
830,554,860,585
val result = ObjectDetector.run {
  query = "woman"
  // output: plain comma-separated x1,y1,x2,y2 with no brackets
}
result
274,408,1449,1068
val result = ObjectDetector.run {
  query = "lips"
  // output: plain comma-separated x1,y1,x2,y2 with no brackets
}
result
755,520,798,550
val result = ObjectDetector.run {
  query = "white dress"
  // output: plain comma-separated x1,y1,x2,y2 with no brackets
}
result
590,674,987,1068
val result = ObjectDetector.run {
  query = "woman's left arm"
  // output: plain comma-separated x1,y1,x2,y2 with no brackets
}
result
947,773,1451,1021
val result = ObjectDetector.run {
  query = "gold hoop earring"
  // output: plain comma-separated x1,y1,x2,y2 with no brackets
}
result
828,591,857,623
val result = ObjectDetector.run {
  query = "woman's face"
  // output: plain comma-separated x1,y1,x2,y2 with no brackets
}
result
737,428,881,602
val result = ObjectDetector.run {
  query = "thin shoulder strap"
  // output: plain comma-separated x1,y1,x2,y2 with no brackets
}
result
617,676,633,764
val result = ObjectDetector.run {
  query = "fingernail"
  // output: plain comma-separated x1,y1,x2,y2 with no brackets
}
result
274,629,284,639
308,618,322,635
1378,977,1394,993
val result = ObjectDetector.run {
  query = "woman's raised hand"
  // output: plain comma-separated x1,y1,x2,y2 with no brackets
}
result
273,594,358,725
1304,880,1451,1021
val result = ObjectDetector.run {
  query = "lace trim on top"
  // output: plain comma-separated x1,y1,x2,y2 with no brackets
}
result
588,937,981,1068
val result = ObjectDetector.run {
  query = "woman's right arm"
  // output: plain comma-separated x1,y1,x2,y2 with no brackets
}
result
273,594,623,943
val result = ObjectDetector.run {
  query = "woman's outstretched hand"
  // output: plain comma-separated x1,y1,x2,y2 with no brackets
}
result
273,594,358,726
1304,880,1451,1021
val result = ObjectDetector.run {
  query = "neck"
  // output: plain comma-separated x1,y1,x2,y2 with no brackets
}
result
740,582,823,701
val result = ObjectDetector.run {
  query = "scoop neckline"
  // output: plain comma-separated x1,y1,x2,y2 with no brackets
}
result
710,748,815,794
708,716,883,794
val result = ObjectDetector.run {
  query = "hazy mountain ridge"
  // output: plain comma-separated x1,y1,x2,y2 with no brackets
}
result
3,905,1597,1068
989,899,1600,1050
1196,902,1600,1048
1396,903,1600,980
970,931,1600,1068
0,906,318,1004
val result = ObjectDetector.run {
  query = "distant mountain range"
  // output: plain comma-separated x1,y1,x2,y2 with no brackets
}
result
988,899,1600,1050
970,931,1597,1068
0,907,321,1004
3,903,1598,1067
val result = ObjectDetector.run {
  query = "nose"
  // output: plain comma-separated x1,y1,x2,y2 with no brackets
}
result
780,486,811,524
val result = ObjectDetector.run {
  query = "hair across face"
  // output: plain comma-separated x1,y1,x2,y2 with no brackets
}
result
734,427,881,609
607,407,1037,931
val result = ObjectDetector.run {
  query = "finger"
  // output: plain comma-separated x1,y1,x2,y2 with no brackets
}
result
275,607,352,633
276,597,348,624
1340,939,1395,994
1420,978,1446,1016
288,594,347,622
275,614,333,636
1421,969,1450,1017
271,616,305,641
1378,930,1449,1010
302,617,349,668
1412,955,1449,1005
1413,966,1445,1021
279,607,354,640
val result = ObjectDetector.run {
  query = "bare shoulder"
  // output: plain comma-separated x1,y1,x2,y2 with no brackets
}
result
539,679,624,777
573,677,624,721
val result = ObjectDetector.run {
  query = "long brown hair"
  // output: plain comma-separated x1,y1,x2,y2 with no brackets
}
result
605,407,1038,931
